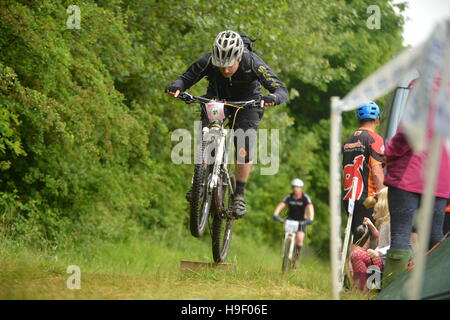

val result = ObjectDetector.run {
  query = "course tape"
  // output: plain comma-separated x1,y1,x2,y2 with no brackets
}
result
402,21,450,151
340,43,424,112
338,19,450,152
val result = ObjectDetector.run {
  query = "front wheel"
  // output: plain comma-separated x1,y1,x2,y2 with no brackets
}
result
212,214,234,263
189,163,212,237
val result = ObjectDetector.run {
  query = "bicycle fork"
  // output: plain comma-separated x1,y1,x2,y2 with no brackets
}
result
284,232,296,260
205,128,228,193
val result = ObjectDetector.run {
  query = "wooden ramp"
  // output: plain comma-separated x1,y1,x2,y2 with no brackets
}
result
180,260,233,273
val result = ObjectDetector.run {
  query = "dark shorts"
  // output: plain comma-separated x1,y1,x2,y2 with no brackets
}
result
201,105,264,163
297,221,307,233
343,199,374,244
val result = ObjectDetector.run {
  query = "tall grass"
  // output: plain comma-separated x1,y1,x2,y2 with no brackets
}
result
0,229,367,300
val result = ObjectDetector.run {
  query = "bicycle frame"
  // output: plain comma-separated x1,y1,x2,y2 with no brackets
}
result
283,220,301,259
178,91,258,213
177,91,260,262
180,92,259,205
284,230,297,260
282,219,309,268
203,124,231,195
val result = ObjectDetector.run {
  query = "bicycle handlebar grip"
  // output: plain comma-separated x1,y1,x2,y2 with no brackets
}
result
178,92,211,104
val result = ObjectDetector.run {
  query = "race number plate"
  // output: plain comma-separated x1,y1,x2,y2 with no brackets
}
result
284,220,299,233
205,102,225,122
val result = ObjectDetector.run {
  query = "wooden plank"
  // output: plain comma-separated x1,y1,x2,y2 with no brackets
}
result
180,260,233,273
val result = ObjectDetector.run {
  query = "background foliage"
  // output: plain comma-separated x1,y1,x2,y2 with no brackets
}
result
0,0,405,256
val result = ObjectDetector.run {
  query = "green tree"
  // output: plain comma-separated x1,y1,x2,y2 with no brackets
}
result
0,0,405,256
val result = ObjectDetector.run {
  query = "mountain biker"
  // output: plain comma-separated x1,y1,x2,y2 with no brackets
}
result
272,178,314,266
165,30,288,218
342,101,385,243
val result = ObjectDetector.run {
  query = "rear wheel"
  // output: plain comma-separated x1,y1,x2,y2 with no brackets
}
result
212,172,235,263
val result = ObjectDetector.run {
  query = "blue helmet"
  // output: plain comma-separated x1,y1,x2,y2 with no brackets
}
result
356,101,380,120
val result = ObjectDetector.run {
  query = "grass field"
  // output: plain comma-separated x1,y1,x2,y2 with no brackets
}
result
0,229,368,300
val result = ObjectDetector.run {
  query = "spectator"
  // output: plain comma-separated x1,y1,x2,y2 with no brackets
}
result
382,127,450,289
342,101,385,247
350,187,390,291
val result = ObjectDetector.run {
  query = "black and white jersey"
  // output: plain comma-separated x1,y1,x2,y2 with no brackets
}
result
282,193,313,221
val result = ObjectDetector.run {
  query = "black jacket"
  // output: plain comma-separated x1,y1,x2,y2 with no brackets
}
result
170,50,288,104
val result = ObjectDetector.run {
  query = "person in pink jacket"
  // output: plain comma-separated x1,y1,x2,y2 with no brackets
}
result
381,126,450,288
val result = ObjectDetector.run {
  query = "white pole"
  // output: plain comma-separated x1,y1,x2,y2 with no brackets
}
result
339,177,358,290
330,96,343,300
406,132,442,300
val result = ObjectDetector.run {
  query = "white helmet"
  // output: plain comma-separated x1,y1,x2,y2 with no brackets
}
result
211,30,244,68
291,178,304,187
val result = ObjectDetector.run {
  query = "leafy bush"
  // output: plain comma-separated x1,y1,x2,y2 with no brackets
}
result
0,0,404,255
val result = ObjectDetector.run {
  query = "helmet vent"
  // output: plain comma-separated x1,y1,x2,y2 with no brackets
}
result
212,30,244,68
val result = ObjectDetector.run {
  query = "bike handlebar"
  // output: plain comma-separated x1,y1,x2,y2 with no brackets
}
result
178,91,261,108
